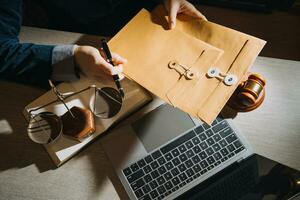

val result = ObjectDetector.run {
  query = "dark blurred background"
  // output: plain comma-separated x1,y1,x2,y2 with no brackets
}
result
22,0,300,61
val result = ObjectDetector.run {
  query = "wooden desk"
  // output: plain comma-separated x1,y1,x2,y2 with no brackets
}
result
0,27,299,200
234,56,300,171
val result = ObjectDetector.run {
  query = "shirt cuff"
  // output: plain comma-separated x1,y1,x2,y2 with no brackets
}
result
51,44,80,81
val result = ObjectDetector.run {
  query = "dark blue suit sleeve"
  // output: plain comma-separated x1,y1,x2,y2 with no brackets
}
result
0,0,54,88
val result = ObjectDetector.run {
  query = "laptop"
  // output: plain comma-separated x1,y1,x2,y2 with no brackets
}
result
101,103,253,200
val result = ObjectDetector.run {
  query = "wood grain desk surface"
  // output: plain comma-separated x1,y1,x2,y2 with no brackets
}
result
0,27,299,200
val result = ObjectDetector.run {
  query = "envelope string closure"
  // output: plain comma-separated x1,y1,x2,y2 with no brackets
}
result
168,60,196,80
207,67,238,86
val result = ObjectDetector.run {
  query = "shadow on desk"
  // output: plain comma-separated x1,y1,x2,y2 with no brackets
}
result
0,80,130,198
0,81,56,172
72,136,130,199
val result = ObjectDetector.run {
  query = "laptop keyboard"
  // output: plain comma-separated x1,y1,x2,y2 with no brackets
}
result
122,118,245,200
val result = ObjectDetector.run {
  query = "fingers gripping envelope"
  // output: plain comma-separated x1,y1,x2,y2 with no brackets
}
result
109,6,266,124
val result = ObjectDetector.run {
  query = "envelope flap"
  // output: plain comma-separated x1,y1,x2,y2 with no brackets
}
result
109,9,223,104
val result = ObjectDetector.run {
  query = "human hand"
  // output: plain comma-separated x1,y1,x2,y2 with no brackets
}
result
164,0,207,29
74,45,127,80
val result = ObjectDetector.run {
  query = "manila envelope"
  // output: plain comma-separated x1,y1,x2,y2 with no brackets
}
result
109,6,266,124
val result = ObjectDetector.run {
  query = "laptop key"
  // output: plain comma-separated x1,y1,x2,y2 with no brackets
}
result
152,150,162,159
213,134,221,142
233,140,242,148
221,156,228,162
158,166,167,175
219,127,233,138
131,178,145,190
207,156,215,165
213,152,222,160
178,144,187,153
225,134,238,143
164,190,172,197
137,159,146,168
192,155,201,164
161,130,195,154
212,120,228,133
186,168,195,177
157,185,166,194
140,194,151,200
134,188,144,198
200,160,208,169
219,139,227,148
151,170,160,179
178,163,187,172
179,154,188,162
165,152,173,161
207,138,215,145
187,176,194,182
145,155,153,164
150,190,159,199
150,161,159,170
185,141,194,148
172,157,180,166
164,172,172,180
212,143,221,152
157,157,166,165
194,125,204,134
193,145,201,154
171,149,180,157
199,133,207,141
171,177,180,186
157,176,166,185
127,169,145,183
144,174,152,183
220,148,229,156
200,141,208,150
164,181,173,190
227,144,235,152
149,180,158,190
201,169,207,175
228,152,235,158
179,172,188,181
142,184,151,194
193,164,201,173
215,161,221,166
199,151,207,159
186,149,195,158
205,147,214,156
123,167,132,176
192,137,201,145
207,165,214,170
143,165,152,174
130,163,140,172
171,168,180,176
165,161,174,170
235,147,245,154
157,195,164,200
185,159,194,168
205,129,214,137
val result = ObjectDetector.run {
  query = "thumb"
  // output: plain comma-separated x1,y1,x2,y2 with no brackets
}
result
168,1,180,29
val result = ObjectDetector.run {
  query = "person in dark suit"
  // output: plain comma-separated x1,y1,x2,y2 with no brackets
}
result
0,0,206,88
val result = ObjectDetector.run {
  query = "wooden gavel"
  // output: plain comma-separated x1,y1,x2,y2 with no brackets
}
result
228,73,266,112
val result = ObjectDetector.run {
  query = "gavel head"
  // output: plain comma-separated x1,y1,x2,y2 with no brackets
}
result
227,73,266,112
237,74,266,106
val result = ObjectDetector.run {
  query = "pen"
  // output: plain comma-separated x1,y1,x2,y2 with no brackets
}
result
101,39,125,98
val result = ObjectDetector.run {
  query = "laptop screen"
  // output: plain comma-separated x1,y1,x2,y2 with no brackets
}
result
132,104,195,152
